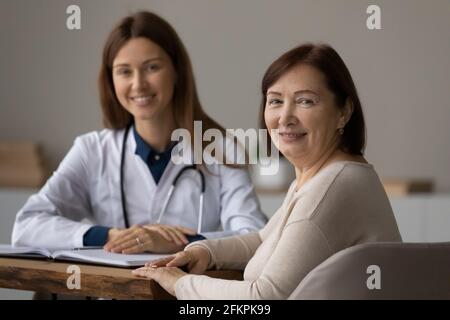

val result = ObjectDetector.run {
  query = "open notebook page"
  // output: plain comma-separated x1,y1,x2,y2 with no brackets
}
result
52,249,172,267
0,244,52,258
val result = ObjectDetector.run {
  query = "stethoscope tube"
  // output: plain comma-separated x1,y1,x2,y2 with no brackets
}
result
120,125,131,228
120,124,206,233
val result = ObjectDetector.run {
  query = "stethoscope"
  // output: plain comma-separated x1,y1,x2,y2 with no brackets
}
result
120,124,205,233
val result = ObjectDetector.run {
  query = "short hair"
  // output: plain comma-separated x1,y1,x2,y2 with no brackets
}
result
260,43,366,155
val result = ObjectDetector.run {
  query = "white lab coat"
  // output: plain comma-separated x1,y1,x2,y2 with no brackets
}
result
11,128,267,249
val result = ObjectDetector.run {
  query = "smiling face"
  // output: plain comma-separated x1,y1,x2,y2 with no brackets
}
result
112,37,176,123
264,64,351,169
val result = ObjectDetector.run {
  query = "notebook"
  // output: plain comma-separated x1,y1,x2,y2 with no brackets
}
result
0,244,171,268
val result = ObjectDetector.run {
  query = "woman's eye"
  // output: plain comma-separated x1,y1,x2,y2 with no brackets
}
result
268,99,282,106
116,69,131,76
145,64,160,72
297,98,315,107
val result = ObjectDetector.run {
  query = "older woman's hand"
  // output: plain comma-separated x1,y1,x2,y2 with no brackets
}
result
145,246,211,274
132,266,187,296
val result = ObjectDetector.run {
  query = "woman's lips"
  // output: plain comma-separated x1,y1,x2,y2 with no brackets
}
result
279,132,307,142
130,94,156,107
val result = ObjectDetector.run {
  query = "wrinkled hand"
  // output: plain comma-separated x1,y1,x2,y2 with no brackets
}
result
104,224,196,254
145,246,210,274
132,266,187,296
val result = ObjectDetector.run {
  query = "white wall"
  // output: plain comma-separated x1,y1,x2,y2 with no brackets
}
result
1,0,449,191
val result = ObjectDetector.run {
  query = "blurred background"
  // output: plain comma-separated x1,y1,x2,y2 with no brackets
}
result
0,0,449,298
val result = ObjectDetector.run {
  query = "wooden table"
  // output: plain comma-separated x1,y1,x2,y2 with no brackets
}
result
0,257,243,299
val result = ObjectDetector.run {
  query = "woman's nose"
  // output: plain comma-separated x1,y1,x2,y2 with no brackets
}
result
132,71,149,90
278,102,297,127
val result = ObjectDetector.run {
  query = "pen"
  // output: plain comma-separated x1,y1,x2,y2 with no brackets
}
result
73,246,104,250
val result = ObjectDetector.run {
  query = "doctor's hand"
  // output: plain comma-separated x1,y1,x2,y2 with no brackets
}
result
132,265,187,297
103,224,196,254
145,246,211,275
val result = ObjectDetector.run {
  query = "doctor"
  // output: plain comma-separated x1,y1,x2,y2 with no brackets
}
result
11,11,267,253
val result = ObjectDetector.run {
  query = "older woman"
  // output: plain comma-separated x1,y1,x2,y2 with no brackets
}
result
132,43,402,299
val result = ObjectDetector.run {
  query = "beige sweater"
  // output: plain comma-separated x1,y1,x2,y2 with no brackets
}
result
175,161,402,299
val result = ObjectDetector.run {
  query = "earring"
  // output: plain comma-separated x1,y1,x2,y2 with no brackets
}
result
338,128,344,135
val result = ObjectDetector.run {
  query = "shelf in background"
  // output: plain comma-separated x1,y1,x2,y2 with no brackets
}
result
382,178,434,197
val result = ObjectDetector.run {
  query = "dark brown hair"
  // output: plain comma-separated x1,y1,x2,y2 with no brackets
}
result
98,11,228,157
260,43,366,155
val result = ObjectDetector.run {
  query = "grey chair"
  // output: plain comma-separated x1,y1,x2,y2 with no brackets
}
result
288,242,450,300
